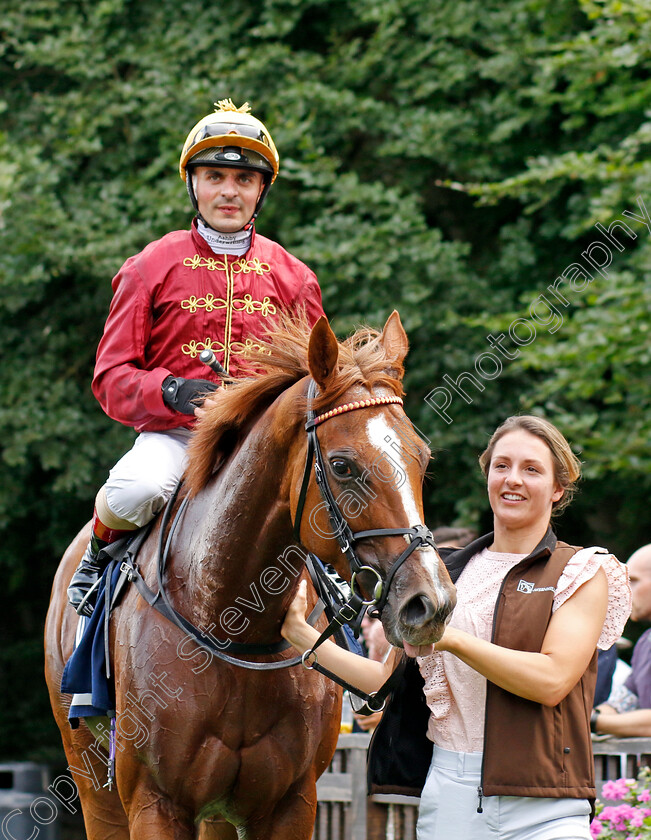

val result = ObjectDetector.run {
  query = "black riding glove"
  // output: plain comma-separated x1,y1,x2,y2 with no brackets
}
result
161,375,219,415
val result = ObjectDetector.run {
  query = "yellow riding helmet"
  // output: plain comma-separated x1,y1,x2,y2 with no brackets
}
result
179,99,279,184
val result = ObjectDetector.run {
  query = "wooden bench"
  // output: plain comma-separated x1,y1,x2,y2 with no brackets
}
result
314,733,651,840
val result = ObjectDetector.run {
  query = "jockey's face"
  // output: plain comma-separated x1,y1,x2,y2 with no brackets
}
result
193,166,265,232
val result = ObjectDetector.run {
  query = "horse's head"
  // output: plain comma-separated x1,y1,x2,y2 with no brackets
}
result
292,311,456,653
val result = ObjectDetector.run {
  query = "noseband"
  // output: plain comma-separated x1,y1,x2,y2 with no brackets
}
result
293,380,438,616
123,378,437,697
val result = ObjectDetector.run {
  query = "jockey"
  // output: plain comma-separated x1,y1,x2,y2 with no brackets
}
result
68,99,324,616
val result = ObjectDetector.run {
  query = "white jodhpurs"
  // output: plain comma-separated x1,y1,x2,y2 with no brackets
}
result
417,745,592,840
103,429,192,528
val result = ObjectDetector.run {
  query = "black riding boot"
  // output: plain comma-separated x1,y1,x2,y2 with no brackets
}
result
67,537,108,617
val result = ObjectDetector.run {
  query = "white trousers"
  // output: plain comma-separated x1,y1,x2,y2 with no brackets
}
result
104,429,192,527
417,745,591,840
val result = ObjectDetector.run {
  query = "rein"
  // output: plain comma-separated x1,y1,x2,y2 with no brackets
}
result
290,380,439,709
123,378,438,698
121,482,325,670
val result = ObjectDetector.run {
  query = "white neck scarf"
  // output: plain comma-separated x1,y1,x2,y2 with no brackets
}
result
196,218,252,256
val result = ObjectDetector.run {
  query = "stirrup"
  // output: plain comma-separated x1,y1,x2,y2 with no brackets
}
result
75,577,102,618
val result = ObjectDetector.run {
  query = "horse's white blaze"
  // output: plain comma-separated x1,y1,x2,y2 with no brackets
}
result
365,415,444,595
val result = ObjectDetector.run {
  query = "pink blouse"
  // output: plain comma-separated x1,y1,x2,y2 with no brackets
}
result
417,546,631,753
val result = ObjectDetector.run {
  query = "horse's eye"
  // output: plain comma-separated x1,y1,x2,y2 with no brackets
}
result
330,459,352,478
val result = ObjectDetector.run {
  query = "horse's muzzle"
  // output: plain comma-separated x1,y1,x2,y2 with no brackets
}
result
392,587,456,647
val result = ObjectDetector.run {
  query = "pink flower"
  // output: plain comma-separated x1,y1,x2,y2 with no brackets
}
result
602,778,632,801
600,803,638,831
600,806,622,830
591,817,604,837
617,803,638,824
630,808,645,827
593,774,651,837
600,805,615,821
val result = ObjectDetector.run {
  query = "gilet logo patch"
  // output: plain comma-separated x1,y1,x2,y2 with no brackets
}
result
517,579,556,594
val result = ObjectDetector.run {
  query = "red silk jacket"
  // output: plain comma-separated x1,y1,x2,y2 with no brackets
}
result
92,222,324,432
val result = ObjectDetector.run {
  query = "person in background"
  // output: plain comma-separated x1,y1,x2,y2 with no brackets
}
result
594,646,619,707
67,99,324,617
282,415,631,840
594,639,633,707
611,638,633,690
593,544,651,736
432,525,478,548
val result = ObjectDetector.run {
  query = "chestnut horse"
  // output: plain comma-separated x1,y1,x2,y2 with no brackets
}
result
45,311,456,839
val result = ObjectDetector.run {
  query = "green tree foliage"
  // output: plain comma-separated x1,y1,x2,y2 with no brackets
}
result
0,0,649,758
463,0,651,535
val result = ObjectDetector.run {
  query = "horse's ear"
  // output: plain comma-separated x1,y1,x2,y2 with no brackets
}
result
379,310,408,379
308,316,339,390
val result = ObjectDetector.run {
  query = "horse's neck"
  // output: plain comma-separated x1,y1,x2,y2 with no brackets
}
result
173,413,299,638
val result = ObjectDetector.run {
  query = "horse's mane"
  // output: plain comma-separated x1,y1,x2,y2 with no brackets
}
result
185,312,405,495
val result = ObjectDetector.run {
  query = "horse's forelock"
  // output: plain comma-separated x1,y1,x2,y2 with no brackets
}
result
184,314,405,496
311,329,405,412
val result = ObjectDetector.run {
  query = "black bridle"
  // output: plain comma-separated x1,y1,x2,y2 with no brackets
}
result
287,379,440,710
122,378,437,707
293,380,438,617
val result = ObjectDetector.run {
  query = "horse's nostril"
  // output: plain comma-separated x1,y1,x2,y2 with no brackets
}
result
400,594,435,628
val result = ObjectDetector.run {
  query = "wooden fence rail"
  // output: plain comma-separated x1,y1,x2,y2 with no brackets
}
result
314,733,651,840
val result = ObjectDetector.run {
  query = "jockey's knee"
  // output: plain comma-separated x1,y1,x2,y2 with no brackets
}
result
101,478,172,529
95,486,138,531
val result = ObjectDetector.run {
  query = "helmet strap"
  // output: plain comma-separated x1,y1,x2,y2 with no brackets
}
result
244,177,271,229
186,171,200,214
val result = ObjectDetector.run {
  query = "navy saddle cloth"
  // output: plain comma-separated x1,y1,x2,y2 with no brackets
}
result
61,559,123,726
